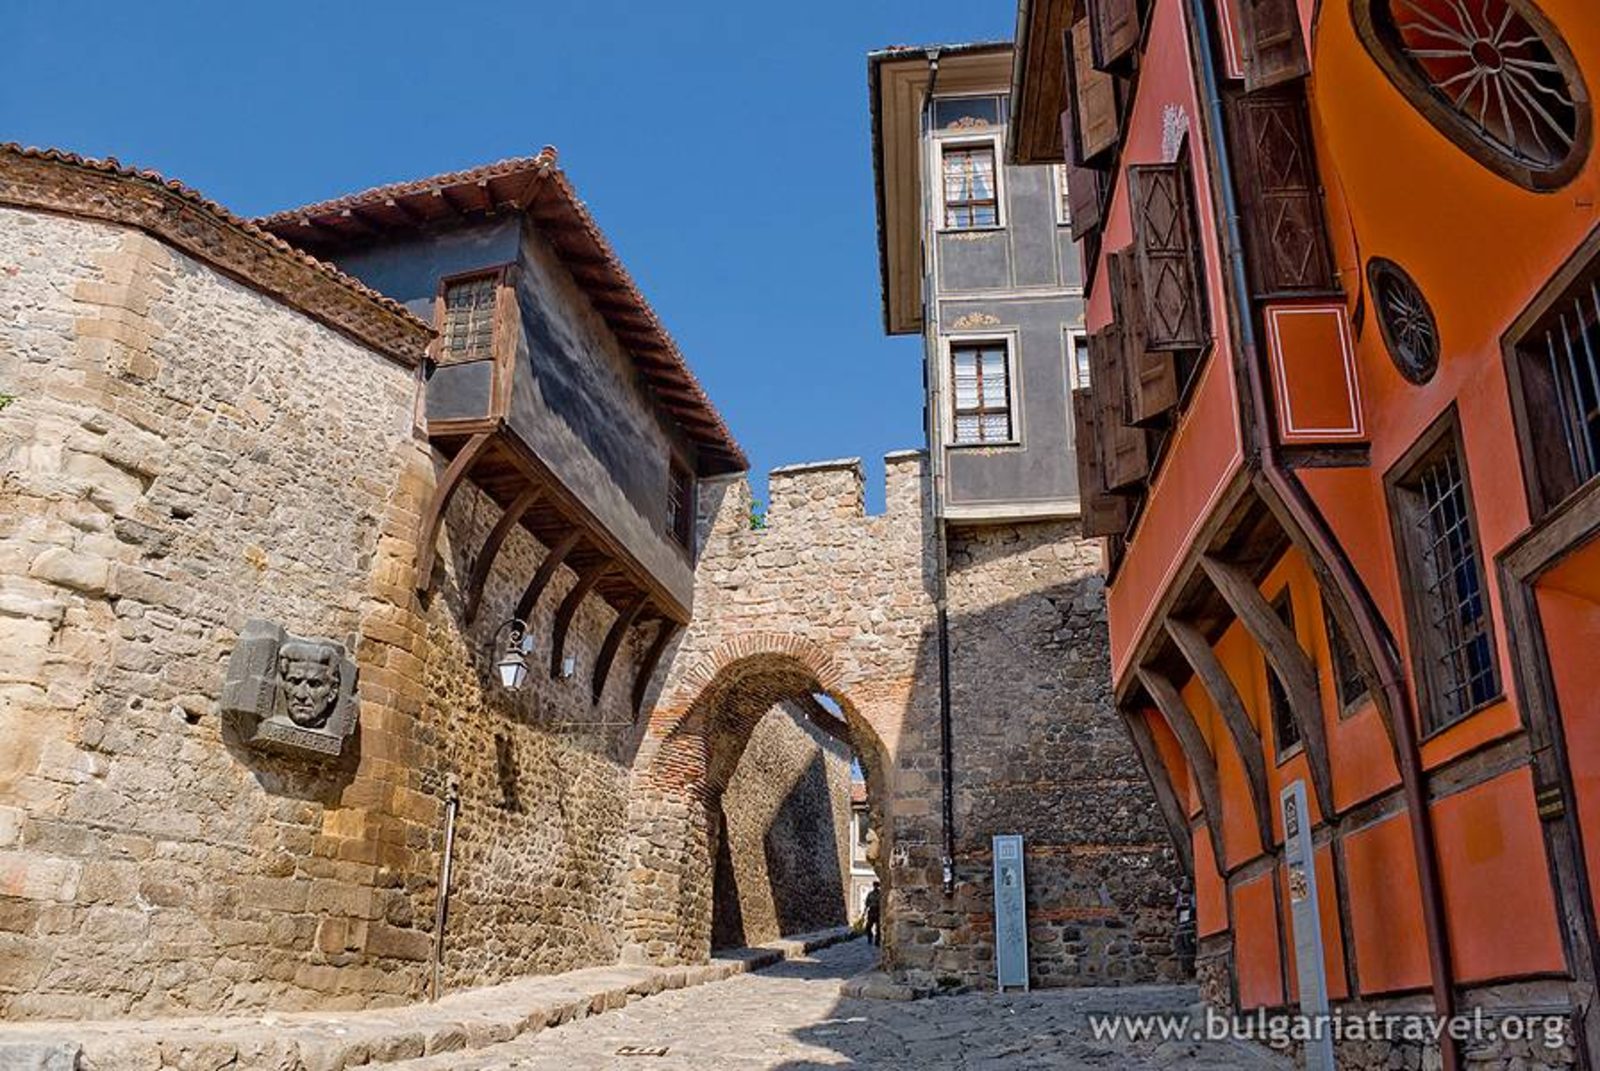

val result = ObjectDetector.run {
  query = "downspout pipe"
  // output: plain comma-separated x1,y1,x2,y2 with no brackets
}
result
921,47,959,897
1179,0,1460,1064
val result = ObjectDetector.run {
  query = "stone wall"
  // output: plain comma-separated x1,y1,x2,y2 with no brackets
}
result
623,454,1183,989
712,703,852,949
0,200,852,1022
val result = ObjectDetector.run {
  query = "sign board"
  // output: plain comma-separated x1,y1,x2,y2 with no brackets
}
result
992,834,1029,991
1281,780,1334,1071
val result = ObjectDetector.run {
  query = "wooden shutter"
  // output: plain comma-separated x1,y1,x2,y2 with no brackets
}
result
1239,0,1309,91
1090,0,1140,72
1065,161,1105,240
1227,87,1337,296
1073,388,1132,537
1067,18,1120,163
1129,158,1209,351
1090,327,1153,491
1108,249,1180,426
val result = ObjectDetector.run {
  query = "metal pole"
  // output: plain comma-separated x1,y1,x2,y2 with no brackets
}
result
429,777,460,1002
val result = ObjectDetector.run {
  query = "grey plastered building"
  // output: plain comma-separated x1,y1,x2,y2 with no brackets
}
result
871,42,1088,524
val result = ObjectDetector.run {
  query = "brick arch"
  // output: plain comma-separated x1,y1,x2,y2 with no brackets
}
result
653,632,848,716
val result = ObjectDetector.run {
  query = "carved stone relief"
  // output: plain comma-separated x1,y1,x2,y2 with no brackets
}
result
221,619,358,758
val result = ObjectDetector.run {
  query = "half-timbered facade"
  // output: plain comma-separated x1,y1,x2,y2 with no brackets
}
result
1012,0,1600,1063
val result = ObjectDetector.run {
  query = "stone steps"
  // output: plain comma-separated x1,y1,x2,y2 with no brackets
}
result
0,929,857,1071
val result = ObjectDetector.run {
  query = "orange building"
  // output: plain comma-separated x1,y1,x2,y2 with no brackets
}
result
1011,0,1598,1065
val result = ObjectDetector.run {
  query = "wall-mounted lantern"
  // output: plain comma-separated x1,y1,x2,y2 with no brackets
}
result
493,619,534,690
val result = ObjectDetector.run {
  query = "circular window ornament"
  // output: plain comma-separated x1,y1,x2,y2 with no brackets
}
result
1368,258,1440,384
1352,0,1591,190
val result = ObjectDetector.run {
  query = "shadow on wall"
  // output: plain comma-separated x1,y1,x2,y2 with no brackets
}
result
765,752,849,938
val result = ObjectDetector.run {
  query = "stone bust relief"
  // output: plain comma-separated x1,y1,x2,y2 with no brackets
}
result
221,620,358,758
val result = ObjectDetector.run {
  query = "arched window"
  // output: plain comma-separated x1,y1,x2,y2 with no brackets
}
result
1352,0,1591,190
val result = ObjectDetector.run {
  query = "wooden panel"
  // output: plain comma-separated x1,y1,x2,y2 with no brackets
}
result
1129,159,1209,351
1068,18,1120,162
1109,248,1180,426
1263,303,1365,443
1065,159,1106,240
1238,0,1309,90
1090,327,1153,492
1090,0,1141,71
1073,388,1132,538
1227,88,1336,296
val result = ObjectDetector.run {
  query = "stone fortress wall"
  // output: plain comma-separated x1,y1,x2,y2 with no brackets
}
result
0,198,850,1021
623,453,1185,989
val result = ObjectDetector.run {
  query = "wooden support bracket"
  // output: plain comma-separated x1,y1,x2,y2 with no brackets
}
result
632,619,682,719
463,487,542,623
550,560,613,679
1200,554,1336,820
1119,706,1196,878
1139,667,1230,876
1165,618,1277,855
591,592,649,705
415,432,494,595
513,529,583,624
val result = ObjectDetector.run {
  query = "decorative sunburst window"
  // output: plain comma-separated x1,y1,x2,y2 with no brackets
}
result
1368,258,1440,384
1353,0,1591,189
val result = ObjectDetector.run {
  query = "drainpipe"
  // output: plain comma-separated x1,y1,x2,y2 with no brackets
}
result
921,48,958,897
429,775,460,1002
1179,0,1459,1063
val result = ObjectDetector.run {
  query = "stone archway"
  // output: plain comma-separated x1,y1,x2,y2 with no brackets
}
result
620,636,891,965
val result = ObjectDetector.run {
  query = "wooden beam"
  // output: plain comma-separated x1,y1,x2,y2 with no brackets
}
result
384,196,427,227
338,208,380,237
462,486,542,624
1165,618,1276,856
1138,668,1229,876
797,694,853,748
513,528,583,623
632,619,683,719
591,591,649,704
432,187,468,220
1200,554,1337,819
550,560,614,679
414,432,494,594
1120,706,1195,878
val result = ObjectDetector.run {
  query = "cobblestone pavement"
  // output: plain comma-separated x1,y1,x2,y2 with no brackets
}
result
394,938,1291,1070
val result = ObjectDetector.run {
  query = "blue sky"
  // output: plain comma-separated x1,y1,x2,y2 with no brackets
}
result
4,1,1014,510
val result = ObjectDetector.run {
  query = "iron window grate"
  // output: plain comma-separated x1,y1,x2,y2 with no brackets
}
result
442,276,498,362
1413,446,1498,727
1541,277,1600,488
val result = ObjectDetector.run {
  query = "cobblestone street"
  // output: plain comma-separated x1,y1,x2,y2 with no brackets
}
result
393,938,1290,1070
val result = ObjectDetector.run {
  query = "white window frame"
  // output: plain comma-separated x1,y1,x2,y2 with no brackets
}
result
940,329,1023,449
1065,325,1091,389
932,129,1007,233
1053,164,1073,227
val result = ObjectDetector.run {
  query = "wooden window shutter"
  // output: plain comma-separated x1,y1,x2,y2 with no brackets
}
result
1065,161,1106,239
1108,248,1180,426
1128,158,1209,351
1073,388,1132,537
1089,326,1153,490
1226,87,1337,296
1089,0,1141,72
1238,0,1309,91
1067,18,1120,163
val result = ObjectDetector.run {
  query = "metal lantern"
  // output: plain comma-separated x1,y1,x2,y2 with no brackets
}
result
493,619,534,690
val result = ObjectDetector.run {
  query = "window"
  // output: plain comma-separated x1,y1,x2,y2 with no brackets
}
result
1266,593,1301,754
1054,164,1072,226
1322,601,1370,713
439,273,499,363
950,341,1013,444
1506,240,1600,516
1068,328,1091,388
1368,258,1440,385
1388,419,1501,732
934,95,1004,131
942,145,999,229
666,462,693,549
1352,0,1590,190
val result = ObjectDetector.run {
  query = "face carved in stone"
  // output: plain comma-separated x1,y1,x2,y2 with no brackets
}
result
277,643,340,729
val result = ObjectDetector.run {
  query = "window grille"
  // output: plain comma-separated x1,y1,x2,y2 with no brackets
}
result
951,342,1013,444
1322,601,1370,712
440,275,498,363
942,146,999,229
1536,277,1600,492
1266,593,1301,753
1395,434,1500,730
1071,331,1092,388
666,463,693,549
